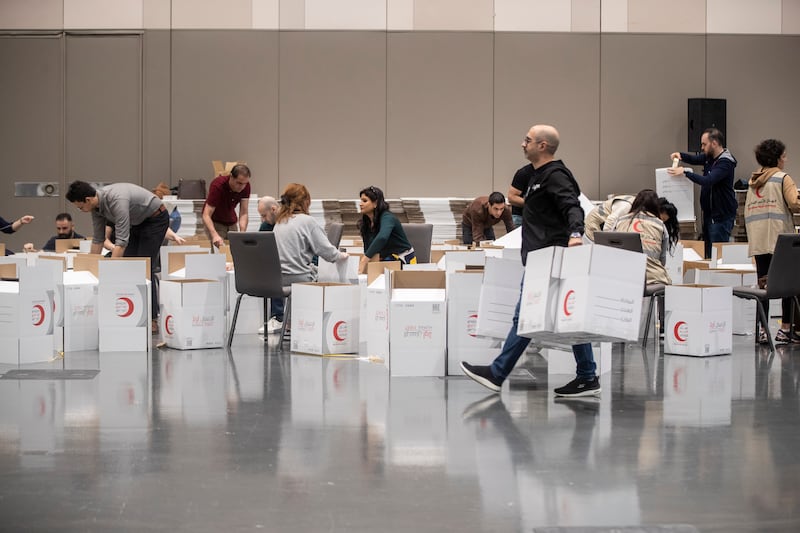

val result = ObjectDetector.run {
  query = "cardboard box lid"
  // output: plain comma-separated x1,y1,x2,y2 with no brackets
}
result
666,284,732,311
391,270,446,290
55,238,85,253
0,263,16,279
367,261,401,284
212,160,246,177
73,254,104,277
167,250,209,274
37,255,66,272
98,257,151,281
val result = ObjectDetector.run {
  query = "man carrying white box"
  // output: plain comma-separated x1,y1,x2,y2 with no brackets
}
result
461,124,600,398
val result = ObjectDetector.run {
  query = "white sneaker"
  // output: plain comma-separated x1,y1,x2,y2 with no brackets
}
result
257,325,265,335
267,317,283,334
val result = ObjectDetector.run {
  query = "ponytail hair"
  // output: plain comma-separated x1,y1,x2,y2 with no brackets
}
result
276,183,311,224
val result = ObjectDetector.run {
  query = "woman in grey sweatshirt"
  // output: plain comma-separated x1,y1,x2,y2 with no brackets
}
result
273,183,347,285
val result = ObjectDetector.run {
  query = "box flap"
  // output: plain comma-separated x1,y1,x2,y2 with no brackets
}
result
367,261,401,284
72,254,104,277
0,263,16,279
391,270,446,290
55,238,84,253
37,255,66,272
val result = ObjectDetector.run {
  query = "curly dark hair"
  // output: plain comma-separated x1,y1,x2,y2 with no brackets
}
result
358,186,391,244
754,139,786,168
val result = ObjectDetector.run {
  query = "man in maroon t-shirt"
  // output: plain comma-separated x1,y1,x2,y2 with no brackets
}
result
202,164,251,247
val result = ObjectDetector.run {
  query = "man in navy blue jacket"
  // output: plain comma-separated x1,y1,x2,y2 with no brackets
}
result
668,127,737,258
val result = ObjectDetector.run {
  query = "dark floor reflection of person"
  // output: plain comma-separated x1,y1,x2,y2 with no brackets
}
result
462,395,535,466
749,345,800,523
224,349,286,474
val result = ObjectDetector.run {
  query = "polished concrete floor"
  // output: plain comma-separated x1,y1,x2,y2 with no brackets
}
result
1,334,800,532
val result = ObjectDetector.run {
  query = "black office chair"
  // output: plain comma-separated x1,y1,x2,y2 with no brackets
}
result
325,222,344,249
400,223,433,263
732,233,800,352
595,231,664,347
227,232,291,348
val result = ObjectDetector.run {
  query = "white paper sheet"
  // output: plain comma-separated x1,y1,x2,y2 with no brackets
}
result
655,167,695,222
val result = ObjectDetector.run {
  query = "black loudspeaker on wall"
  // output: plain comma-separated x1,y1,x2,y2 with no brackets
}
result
688,98,726,152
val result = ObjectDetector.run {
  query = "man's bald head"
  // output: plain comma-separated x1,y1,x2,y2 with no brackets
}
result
258,196,279,225
531,125,559,155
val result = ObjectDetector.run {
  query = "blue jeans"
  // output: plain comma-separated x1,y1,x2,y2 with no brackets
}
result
702,216,734,258
512,214,523,229
489,277,597,381
462,223,495,245
271,298,284,321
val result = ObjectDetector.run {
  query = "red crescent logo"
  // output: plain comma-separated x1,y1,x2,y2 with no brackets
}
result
563,290,575,316
673,321,688,342
116,297,135,318
632,220,643,232
332,320,346,342
754,187,764,199
164,315,174,335
32,304,46,326
468,313,479,338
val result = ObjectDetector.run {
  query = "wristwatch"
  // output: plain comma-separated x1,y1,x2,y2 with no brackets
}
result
569,232,582,239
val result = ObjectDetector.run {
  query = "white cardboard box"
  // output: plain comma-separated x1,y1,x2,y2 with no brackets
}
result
664,284,732,357
0,265,56,364
685,269,757,335
388,271,447,377
61,270,99,352
291,282,360,356
160,279,225,350
97,260,152,352
475,257,524,339
447,270,501,375
518,246,564,338
554,245,646,343
318,256,361,284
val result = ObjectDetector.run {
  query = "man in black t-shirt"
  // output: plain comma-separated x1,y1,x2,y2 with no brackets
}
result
508,164,534,228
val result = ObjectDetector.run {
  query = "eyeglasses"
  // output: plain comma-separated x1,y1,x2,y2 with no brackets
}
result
523,137,545,146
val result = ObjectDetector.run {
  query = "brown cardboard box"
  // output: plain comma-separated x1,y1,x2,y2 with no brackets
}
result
367,261,401,285
212,160,246,177
73,254,104,278
55,238,84,253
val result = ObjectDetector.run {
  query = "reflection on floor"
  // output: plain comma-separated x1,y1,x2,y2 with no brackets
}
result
1,335,799,532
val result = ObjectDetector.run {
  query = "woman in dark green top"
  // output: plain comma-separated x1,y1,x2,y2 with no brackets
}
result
358,186,415,273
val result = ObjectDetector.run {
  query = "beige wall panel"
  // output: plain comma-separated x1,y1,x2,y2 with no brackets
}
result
0,0,63,30
413,0,493,31
495,0,571,32
252,0,280,29
572,0,600,32
601,0,628,32
387,0,414,30
706,35,800,176
171,0,252,29
171,31,279,196
66,35,141,182
279,0,305,29
0,37,64,251
143,31,171,190
599,34,706,201
386,33,493,197
707,0,781,34
64,0,143,29
143,0,170,29
305,0,386,30
494,33,601,198
279,32,386,198
628,0,705,33
784,0,800,34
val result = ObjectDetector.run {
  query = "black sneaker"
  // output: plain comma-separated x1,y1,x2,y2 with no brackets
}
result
554,376,601,397
775,329,800,344
460,362,503,393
